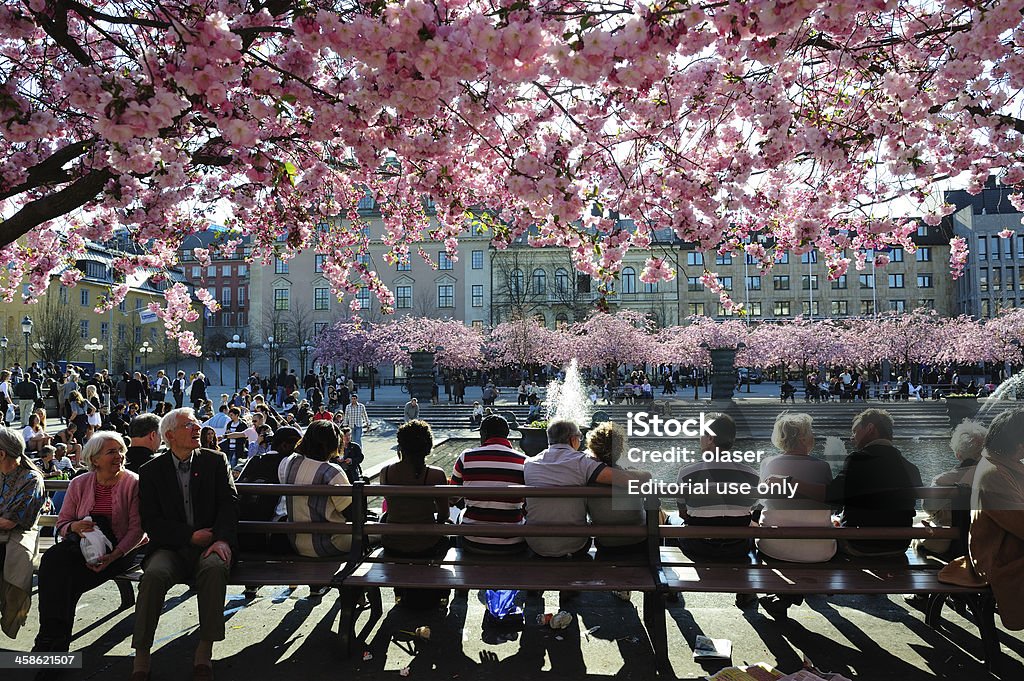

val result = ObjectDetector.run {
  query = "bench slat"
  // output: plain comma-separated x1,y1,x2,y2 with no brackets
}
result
663,566,983,594
346,562,655,591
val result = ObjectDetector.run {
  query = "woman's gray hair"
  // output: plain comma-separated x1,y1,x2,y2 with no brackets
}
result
546,419,581,446
950,419,988,461
160,407,196,443
771,412,814,452
83,431,127,471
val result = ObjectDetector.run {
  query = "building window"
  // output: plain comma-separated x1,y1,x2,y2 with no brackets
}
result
992,268,1002,291
356,253,369,266
979,269,989,293
773,301,791,316
472,250,484,269
991,236,1001,260
801,274,818,290
800,251,817,264
773,275,790,290
238,264,247,277
80,319,89,339
80,288,89,306
58,286,68,304
219,287,230,308
100,322,109,340
748,302,762,316
438,284,454,308
533,268,547,294
396,286,412,309
222,312,233,327
917,274,933,288
916,298,934,309
981,299,991,317
889,299,907,312
747,276,761,291
134,326,142,344
238,286,246,307
1008,267,1016,291
510,269,524,296
438,253,453,270
688,303,705,316
1004,236,1013,260
978,238,988,261
831,300,848,316
315,255,325,273
118,324,126,342
222,265,231,278
687,277,702,292
642,280,658,294
858,274,874,289
555,313,569,330
801,301,819,316
397,260,411,272
273,288,290,311
314,287,330,310
917,223,928,237
472,320,484,329
554,268,570,295
686,252,703,266
916,247,932,262
314,322,329,336
890,248,904,262
860,300,875,315
274,257,288,274
191,266,201,279
832,275,847,289
717,303,735,317
776,252,790,264
720,276,733,291
207,266,216,278
356,287,371,311
472,284,483,307
621,267,636,294
716,253,732,265
888,273,904,288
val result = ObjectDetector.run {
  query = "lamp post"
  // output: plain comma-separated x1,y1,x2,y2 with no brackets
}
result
299,342,314,376
138,341,153,373
1,336,8,371
227,334,247,391
214,350,223,385
262,336,278,376
21,315,32,367
84,337,104,369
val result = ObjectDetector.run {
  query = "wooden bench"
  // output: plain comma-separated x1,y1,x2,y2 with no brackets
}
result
38,480,368,638
336,484,999,674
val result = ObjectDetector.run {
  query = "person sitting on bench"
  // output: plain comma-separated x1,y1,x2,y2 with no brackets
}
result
524,419,650,561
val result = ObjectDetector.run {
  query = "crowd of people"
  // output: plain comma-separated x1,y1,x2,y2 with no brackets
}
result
1,382,1023,679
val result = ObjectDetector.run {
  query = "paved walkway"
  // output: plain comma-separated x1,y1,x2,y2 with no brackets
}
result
3,577,1022,680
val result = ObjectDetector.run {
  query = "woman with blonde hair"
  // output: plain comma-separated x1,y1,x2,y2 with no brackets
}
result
85,384,101,410
585,421,647,559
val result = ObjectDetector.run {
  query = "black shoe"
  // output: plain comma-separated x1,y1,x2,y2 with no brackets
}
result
735,593,758,608
904,594,929,610
759,595,792,619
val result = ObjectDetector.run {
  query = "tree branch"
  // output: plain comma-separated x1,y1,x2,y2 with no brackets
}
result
0,168,113,246
0,138,96,201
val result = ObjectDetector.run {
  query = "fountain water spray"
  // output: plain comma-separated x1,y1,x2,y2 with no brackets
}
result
544,358,593,427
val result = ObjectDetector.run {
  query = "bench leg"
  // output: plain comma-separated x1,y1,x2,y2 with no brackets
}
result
339,586,359,657
642,591,671,676
116,579,136,610
924,593,947,628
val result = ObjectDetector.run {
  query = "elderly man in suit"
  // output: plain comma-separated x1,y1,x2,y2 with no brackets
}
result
131,408,238,681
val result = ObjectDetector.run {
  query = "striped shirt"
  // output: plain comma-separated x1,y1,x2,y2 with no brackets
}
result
278,454,352,557
92,481,114,519
451,438,527,545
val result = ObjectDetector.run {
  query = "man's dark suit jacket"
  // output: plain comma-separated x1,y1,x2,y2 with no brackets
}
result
138,447,239,556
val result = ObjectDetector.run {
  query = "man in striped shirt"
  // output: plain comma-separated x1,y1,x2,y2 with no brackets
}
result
341,393,370,446
450,415,528,554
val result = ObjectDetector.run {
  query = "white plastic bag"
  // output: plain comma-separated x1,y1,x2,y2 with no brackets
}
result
78,515,112,565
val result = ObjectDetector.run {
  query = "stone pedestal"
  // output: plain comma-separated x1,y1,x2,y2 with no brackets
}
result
409,351,436,402
709,348,738,401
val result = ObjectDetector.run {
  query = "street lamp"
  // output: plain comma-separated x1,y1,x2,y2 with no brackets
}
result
138,341,153,373
21,315,32,367
84,337,104,369
0,336,7,370
227,334,247,391
262,335,278,375
299,341,315,376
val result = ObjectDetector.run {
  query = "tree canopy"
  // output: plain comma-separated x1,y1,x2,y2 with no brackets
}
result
3,1,1022,351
